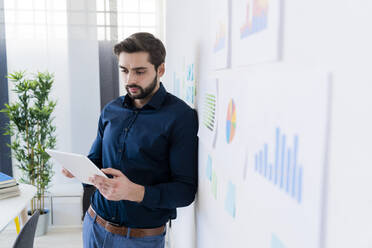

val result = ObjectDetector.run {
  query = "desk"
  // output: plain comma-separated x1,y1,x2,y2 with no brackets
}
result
0,183,37,232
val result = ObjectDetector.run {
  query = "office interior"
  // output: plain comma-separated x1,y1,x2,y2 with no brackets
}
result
1,0,372,247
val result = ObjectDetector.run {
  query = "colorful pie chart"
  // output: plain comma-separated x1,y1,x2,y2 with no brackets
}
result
226,99,236,143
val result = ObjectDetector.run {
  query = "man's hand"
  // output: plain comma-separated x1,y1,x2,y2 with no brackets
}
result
61,167,74,178
88,168,145,203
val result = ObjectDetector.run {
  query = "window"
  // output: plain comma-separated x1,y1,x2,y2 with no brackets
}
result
96,0,164,41
3,0,67,40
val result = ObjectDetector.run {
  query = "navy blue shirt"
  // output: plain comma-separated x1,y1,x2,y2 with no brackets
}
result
87,83,198,228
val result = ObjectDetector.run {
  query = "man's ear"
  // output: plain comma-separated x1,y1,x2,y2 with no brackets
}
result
157,63,165,77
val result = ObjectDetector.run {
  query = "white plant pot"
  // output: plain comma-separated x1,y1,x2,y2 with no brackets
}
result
29,209,50,237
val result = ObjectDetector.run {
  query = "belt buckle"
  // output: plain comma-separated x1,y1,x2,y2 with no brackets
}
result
108,220,121,227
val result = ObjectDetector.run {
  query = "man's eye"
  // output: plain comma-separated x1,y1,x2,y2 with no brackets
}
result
121,70,128,73
136,71,145,75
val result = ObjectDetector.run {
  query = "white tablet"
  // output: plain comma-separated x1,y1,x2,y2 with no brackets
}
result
46,149,108,185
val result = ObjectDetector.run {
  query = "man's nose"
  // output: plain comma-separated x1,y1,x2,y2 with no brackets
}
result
127,71,138,83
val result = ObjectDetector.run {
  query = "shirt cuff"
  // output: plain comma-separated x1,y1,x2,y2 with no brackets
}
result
82,183,94,188
141,186,160,208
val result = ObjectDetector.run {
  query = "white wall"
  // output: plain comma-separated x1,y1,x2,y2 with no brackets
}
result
165,0,372,247
282,1,372,247
163,1,204,247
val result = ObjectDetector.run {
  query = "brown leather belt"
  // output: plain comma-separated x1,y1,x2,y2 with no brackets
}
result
87,205,165,238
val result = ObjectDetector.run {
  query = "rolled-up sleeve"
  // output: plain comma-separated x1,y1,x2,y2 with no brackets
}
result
140,109,198,209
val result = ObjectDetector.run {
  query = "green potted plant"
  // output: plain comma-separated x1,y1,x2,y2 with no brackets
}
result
1,71,57,236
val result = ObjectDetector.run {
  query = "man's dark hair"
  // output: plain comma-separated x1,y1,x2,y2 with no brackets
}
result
114,32,166,70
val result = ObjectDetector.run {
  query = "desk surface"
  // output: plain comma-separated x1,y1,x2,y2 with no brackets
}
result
0,183,37,232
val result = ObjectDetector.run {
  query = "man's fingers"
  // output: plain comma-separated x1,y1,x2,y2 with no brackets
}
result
101,168,123,177
97,186,109,194
62,168,74,178
94,180,113,198
90,175,112,187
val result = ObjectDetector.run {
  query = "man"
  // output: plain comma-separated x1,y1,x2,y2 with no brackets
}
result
62,32,198,248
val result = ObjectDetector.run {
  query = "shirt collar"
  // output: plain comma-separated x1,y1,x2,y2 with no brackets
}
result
122,82,167,110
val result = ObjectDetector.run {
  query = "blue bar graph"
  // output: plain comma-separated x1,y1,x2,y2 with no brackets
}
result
292,136,298,197
269,163,272,181
274,128,280,184
264,144,268,178
254,128,303,203
298,167,302,203
259,150,263,174
286,148,291,193
280,134,286,189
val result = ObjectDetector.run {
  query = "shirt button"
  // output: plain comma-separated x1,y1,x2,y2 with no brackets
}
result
125,128,128,132
119,149,122,152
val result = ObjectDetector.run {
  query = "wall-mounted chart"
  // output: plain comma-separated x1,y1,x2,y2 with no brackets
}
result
198,69,330,248
224,181,236,218
214,78,247,182
212,0,229,69
236,69,329,248
184,60,196,107
198,78,219,149
226,99,237,144
204,94,217,132
232,0,281,66
171,56,197,108
214,21,227,53
254,127,303,203
240,0,269,38
205,153,218,199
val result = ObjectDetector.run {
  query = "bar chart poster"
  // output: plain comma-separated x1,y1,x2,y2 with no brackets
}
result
232,0,281,66
240,0,269,38
254,128,302,203
198,78,219,149
212,0,229,69
208,69,330,248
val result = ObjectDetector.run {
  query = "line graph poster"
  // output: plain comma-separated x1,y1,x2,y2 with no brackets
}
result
212,0,229,69
232,0,281,66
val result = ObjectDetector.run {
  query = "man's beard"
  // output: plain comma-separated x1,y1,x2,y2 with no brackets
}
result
125,74,158,100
